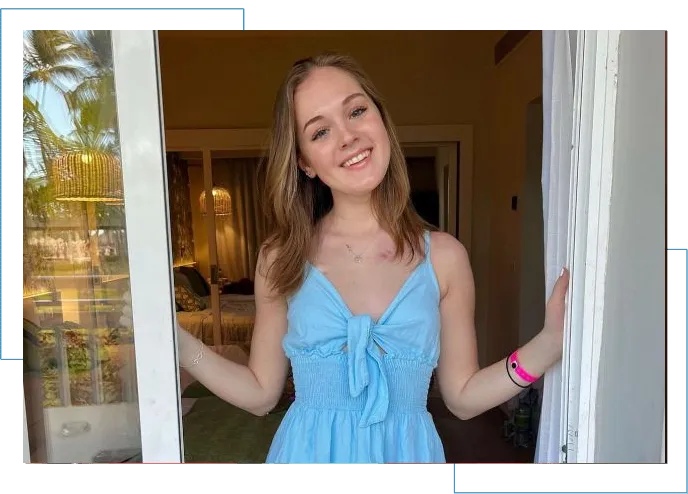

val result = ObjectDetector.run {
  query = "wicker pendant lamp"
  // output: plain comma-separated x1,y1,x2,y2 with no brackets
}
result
48,150,123,203
199,186,232,216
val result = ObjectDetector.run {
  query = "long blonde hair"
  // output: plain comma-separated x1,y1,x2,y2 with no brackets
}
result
260,52,430,297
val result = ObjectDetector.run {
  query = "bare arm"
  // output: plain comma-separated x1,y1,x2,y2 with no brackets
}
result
122,248,289,417
178,248,289,416
432,232,569,420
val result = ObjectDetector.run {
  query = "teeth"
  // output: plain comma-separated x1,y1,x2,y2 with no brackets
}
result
343,149,370,167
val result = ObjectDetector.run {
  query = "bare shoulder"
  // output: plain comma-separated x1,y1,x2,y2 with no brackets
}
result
256,241,280,275
428,231,469,266
254,240,283,301
428,231,473,297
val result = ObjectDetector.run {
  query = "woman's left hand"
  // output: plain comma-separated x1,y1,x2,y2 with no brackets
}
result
541,268,571,355
503,268,570,382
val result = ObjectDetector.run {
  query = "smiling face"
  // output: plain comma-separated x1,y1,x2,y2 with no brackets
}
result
260,53,428,297
294,66,392,198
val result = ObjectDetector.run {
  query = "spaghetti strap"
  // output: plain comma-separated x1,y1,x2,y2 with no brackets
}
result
423,230,431,261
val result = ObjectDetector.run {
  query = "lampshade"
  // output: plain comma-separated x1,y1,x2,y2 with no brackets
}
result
199,186,232,216
48,150,123,203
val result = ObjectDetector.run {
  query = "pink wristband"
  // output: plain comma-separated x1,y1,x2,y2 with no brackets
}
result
508,351,539,383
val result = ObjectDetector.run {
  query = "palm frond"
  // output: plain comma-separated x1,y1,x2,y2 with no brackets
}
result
69,30,113,75
23,30,86,94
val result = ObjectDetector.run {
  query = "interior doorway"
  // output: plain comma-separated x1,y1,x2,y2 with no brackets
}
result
404,144,459,234
407,151,442,228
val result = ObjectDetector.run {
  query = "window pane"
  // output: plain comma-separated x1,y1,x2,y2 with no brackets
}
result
23,30,141,463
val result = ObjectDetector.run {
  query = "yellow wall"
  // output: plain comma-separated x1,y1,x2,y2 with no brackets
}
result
484,32,543,364
158,31,542,367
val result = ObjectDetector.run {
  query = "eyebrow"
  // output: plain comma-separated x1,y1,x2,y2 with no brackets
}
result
302,92,366,133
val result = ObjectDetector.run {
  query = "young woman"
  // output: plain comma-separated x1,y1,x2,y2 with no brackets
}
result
122,52,569,464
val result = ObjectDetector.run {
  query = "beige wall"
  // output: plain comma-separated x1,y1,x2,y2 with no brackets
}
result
158,30,541,367
483,32,543,364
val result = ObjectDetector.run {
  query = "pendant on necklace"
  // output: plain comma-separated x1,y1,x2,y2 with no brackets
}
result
354,255,362,264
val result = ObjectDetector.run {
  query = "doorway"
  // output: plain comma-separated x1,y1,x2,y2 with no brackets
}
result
403,144,459,235
17,25,656,462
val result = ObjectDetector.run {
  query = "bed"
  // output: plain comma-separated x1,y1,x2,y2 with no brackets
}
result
173,266,256,348
176,293,256,347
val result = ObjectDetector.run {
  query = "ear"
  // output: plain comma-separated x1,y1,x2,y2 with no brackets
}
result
298,157,316,179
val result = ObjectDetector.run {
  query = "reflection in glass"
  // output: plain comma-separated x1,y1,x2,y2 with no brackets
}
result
23,30,141,463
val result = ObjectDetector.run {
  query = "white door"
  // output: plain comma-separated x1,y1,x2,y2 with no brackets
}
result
540,29,618,465
558,30,621,464
22,30,182,463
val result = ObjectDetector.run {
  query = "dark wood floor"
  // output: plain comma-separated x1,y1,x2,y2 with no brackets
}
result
427,396,535,463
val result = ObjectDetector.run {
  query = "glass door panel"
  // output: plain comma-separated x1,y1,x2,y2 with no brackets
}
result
23,29,182,463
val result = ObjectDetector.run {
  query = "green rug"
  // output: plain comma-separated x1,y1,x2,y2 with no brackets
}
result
182,380,220,398
182,394,289,463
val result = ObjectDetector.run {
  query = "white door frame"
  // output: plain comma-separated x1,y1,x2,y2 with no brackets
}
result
165,125,473,256
430,142,459,237
15,384,31,464
661,409,666,463
112,30,184,463
560,30,621,463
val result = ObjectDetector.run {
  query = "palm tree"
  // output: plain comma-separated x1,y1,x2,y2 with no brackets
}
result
60,32,122,205
65,30,118,148
23,30,85,98
24,30,118,165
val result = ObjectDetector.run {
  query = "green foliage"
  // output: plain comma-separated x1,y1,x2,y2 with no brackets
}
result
38,327,134,408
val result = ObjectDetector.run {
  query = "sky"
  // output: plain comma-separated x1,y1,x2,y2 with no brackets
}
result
26,84,73,139
24,84,72,178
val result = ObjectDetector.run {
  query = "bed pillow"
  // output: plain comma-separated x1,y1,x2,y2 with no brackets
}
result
175,284,207,311
177,266,211,297
173,270,194,292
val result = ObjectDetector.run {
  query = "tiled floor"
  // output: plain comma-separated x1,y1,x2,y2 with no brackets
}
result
428,396,535,463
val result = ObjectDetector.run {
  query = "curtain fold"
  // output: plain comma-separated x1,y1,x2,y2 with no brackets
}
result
212,157,267,282
535,30,574,463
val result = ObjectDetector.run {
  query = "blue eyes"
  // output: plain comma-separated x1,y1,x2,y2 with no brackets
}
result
350,106,367,118
311,106,368,141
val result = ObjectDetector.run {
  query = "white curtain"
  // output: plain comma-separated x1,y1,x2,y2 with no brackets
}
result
535,30,575,463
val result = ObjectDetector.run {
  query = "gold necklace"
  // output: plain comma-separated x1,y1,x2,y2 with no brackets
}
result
345,241,374,264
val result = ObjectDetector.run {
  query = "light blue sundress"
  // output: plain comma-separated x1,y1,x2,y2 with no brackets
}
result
266,231,446,463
